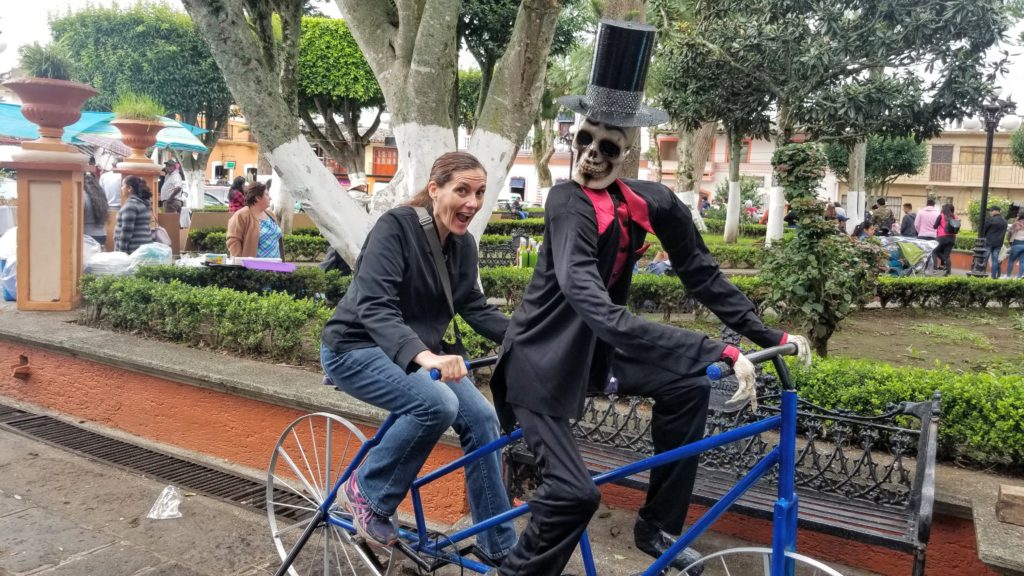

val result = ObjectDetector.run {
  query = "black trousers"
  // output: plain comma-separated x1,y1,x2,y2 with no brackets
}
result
612,351,711,535
499,405,601,576
935,236,956,273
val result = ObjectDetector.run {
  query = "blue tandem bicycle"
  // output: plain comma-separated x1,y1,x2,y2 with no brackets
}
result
266,343,845,575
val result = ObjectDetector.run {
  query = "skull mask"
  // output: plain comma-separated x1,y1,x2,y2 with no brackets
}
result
572,119,637,190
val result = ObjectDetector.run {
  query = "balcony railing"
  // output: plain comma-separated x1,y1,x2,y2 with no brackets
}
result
899,163,1024,187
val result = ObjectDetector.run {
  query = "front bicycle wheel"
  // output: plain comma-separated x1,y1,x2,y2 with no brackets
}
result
676,547,846,576
267,412,396,576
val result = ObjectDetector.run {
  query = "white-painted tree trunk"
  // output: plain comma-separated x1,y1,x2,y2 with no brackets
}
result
369,123,457,218
679,189,707,232
269,167,295,234
264,137,370,264
184,169,205,210
467,128,518,240
766,185,786,245
724,180,741,243
846,189,865,234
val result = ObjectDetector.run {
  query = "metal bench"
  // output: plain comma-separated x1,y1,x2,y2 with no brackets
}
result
505,367,941,576
478,228,530,268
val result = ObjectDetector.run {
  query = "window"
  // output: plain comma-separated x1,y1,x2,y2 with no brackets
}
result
213,164,226,179
373,146,398,177
929,145,953,182
958,146,1015,166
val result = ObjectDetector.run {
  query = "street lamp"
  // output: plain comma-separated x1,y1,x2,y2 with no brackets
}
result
968,97,1017,277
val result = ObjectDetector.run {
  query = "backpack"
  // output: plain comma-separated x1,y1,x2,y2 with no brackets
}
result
945,216,961,234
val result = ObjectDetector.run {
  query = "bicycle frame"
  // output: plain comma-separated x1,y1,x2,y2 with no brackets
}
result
282,353,800,576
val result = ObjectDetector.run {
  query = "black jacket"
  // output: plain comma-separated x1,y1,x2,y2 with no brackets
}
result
900,213,917,237
983,215,1008,249
321,206,508,371
493,179,783,421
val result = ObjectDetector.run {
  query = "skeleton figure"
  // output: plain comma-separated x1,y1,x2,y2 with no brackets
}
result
571,119,637,190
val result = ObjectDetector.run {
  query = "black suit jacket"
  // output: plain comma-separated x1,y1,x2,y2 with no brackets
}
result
492,179,783,424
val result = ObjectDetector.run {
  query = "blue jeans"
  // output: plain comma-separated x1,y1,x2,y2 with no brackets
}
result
1008,242,1024,278
320,345,516,560
988,246,1002,278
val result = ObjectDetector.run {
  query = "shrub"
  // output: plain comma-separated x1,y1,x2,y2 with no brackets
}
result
291,226,323,237
18,42,74,80
187,231,329,261
790,356,1024,467
81,276,330,363
484,218,546,235
134,265,351,306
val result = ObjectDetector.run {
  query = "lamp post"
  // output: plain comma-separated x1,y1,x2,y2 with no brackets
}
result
968,97,1017,277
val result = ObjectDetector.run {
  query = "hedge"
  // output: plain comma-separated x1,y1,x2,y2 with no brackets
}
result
876,276,1024,309
483,218,546,235
134,265,351,306
188,231,329,262
791,357,1024,467
81,276,330,363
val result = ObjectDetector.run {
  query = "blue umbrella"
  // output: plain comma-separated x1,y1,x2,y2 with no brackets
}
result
0,103,209,152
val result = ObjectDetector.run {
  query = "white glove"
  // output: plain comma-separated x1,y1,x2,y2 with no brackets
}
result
726,353,758,411
787,334,812,367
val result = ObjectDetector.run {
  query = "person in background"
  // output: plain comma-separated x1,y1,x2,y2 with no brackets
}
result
114,176,153,254
982,206,1008,279
99,167,122,210
347,177,371,209
852,220,875,240
933,203,957,276
227,176,247,213
226,181,284,259
159,160,184,209
1005,212,1024,279
900,203,916,237
83,173,109,247
915,197,941,271
871,198,894,235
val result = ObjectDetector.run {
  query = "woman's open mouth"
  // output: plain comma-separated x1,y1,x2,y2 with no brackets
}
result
455,212,473,225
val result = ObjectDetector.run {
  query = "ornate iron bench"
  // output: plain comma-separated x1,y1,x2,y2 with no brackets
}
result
478,228,530,268
505,366,941,576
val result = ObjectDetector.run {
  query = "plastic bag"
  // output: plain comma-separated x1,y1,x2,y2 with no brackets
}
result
84,251,132,276
0,226,15,262
82,235,102,268
147,485,183,520
128,242,173,271
1,256,15,301
179,206,192,230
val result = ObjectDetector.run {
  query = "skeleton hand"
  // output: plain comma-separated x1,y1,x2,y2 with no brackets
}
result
786,334,812,367
725,353,758,412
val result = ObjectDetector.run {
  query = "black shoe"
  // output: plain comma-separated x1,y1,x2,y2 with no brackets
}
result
634,518,704,575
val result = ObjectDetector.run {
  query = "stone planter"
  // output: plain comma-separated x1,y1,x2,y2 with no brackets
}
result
110,118,162,164
2,77,97,151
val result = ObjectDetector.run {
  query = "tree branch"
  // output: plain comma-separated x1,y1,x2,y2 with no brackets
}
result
334,0,399,78
692,36,783,98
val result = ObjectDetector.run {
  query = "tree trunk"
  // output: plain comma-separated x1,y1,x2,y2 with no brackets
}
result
846,140,867,234
675,122,715,232
766,106,796,244
724,130,742,243
532,116,555,188
270,167,294,234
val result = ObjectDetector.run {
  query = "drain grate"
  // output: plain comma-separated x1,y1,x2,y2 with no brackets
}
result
0,402,302,517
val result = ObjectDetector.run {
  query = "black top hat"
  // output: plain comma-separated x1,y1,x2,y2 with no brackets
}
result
557,20,669,127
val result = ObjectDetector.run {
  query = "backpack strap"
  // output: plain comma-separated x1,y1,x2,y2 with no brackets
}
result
413,206,463,351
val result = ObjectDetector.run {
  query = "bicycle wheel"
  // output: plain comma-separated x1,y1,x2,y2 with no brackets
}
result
675,547,845,576
267,412,396,576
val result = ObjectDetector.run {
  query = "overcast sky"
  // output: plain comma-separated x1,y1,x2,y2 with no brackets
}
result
3,1,1023,117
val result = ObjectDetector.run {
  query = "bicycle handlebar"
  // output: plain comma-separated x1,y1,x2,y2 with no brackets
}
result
428,355,500,381
706,343,798,381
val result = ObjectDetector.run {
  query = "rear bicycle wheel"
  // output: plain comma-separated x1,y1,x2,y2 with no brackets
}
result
676,547,845,576
267,412,397,576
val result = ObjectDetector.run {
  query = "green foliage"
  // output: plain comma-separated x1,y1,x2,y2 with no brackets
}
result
112,92,165,120
483,218,546,235
457,69,482,130
791,357,1024,467
1012,126,1024,168
49,2,232,149
910,323,992,349
189,231,329,262
290,226,323,237
875,276,1024,309
18,42,74,80
765,143,886,356
298,18,382,105
822,137,927,196
133,265,351,307
967,197,1013,231
81,276,330,363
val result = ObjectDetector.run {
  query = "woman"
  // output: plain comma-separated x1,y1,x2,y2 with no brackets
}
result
83,172,109,247
114,176,153,254
1006,212,1024,279
226,182,283,258
852,220,875,240
319,152,516,563
227,176,247,213
933,203,957,276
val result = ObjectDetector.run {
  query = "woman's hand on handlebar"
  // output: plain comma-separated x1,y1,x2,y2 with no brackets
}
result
415,350,468,383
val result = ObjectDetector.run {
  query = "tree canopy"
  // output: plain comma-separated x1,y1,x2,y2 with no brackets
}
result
297,17,384,176
824,137,927,198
